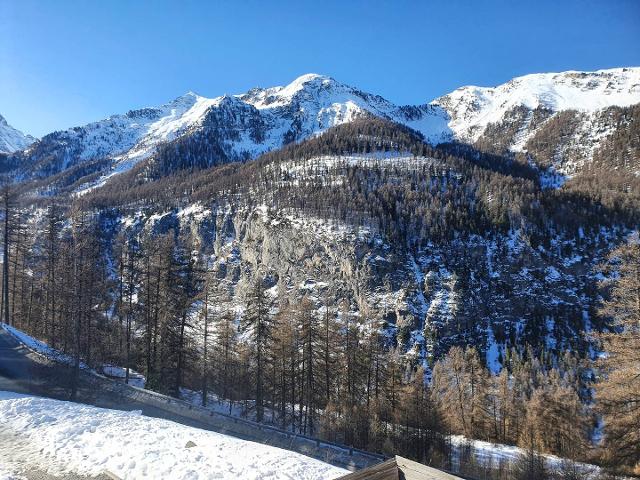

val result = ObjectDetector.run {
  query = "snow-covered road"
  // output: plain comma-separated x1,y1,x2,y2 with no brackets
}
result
0,391,348,480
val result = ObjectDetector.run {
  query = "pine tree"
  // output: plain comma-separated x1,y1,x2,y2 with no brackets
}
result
520,369,588,458
0,181,16,326
171,233,201,396
212,305,238,413
298,296,321,435
272,301,298,428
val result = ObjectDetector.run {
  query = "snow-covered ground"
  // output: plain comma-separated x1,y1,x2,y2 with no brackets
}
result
449,435,602,478
1,323,86,369
1,324,146,388
100,364,146,389
0,391,348,480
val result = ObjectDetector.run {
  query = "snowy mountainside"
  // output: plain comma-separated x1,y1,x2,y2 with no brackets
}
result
238,73,450,146
8,73,450,182
13,92,220,178
432,67,640,174
433,67,640,142
0,114,35,153
5,67,639,184
94,115,633,375
107,188,613,376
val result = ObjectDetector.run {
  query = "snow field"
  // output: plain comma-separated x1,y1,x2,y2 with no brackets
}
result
0,391,348,480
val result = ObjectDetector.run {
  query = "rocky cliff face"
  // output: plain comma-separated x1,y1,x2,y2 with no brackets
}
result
105,160,617,374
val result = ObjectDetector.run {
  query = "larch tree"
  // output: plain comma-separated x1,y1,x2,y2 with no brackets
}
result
519,369,588,458
242,277,275,423
432,346,490,439
0,181,16,327
595,233,640,472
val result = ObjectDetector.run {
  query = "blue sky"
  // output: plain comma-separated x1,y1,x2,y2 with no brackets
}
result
1,0,639,137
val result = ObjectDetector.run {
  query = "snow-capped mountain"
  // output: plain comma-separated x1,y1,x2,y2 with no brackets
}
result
237,73,450,147
0,114,35,153
15,74,450,181
432,67,640,174
16,92,220,177
4,70,640,434
433,67,640,143
6,67,640,183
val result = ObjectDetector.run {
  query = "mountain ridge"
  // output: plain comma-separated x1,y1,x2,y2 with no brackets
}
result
2,66,639,186
432,66,640,175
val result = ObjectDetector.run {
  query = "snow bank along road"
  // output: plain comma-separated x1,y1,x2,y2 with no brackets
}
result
0,391,348,480
0,327,384,476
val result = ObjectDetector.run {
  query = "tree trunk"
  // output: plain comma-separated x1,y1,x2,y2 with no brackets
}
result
3,190,10,326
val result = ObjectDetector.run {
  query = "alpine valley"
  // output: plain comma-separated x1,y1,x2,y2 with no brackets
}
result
0,66,639,472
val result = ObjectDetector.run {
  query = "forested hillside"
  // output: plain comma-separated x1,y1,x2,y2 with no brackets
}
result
0,113,638,477
0,66,639,478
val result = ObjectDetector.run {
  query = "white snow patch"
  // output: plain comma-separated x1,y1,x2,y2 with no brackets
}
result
100,364,146,388
0,391,347,480
1,323,86,368
450,435,602,477
545,266,562,282
485,328,502,374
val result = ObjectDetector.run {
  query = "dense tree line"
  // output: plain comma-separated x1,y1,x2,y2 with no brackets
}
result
595,234,640,470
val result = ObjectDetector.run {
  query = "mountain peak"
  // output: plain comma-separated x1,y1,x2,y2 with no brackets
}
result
240,73,346,111
178,90,203,101
0,113,36,153
281,73,337,94
167,91,207,109
288,72,333,85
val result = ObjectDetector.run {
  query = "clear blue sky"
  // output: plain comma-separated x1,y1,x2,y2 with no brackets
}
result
1,0,639,137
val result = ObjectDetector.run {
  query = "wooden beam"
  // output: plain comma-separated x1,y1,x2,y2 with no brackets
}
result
337,458,400,480
337,456,464,480
396,456,463,480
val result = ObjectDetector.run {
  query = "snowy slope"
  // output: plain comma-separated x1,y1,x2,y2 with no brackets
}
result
23,92,220,171
18,74,449,182
238,73,451,147
0,114,35,153
0,391,347,480
432,67,640,144
449,436,603,478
